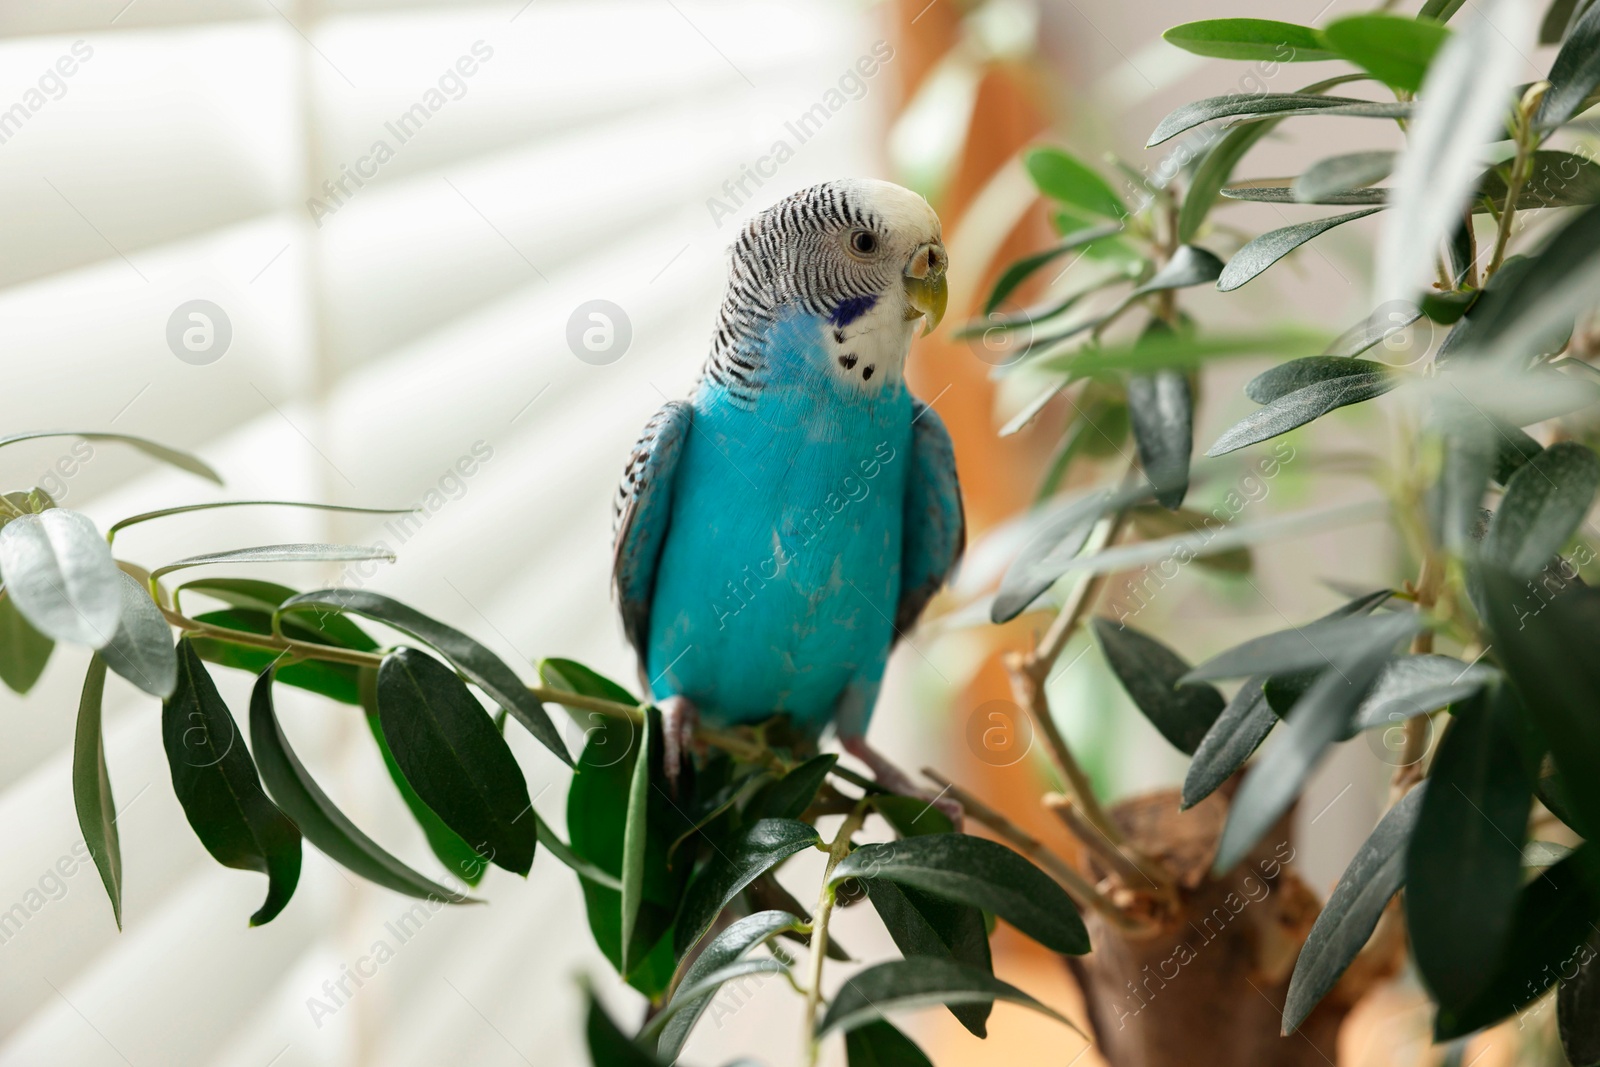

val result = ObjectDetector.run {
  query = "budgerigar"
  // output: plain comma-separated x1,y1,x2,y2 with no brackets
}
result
612,179,963,807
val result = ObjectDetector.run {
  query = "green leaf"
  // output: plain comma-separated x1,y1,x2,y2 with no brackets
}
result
1220,186,1387,206
991,482,1155,623
362,685,487,887
0,591,53,693
1538,0,1600,128
539,657,639,706
108,500,412,540
816,958,1078,1038
1483,442,1600,579
1455,206,1600,367
1376,0,1530,304
1349,654,1493,732
1420,0,1469,21
0,430,221,484
1283,783,1425,1034
1542,0,1590,43
1023,147,1127,220
1293,151,1396,203
1326,302,1424,358
1206,372,1393,457
1433,845,1599,1039
181,579,378,650
376,648,536,876
752,754,837,821
1214,613,1416,873
865,877,993,1036
1127,368,1193,510
981,224,1124,314
1245,357,1391,404
1478,570,1600,840
1183,595,1399,683
1406,685,1533,1010
1161,19,1336,62
674,818,821,958
150,543,396,582
650,910,803,1060
1322,14,1450,93
620,706,653,973
1127,506,1252,573
584,986,666,1067
1183,676,1276,809
163,640,301,925
1560,930,1600,1065
1131,246,1224,297
870,794,957,838
845,1020,935,1067
1148,95,1409,148
101,571,177,698
1032,327,1327,378
832,833,1089,955
1092,618,1225,755
282,589,571,767
73,655,122,928
248,667,471,903
0,510,121,647
1218,209,1382,292
1479,150,1600,211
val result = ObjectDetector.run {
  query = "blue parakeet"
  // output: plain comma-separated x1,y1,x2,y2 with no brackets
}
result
612,179,963,801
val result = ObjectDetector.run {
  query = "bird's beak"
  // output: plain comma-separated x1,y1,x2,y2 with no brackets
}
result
903,241,948,336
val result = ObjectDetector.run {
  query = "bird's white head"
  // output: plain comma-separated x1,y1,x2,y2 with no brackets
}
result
705,179,948,400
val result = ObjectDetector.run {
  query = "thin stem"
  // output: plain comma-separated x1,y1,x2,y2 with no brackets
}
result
1486,85,1547,281
802,803,869,1065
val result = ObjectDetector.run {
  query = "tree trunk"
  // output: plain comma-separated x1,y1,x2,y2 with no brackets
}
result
1065,786,1399,1067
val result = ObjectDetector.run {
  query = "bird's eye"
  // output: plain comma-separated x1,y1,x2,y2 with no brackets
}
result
848,230,878,256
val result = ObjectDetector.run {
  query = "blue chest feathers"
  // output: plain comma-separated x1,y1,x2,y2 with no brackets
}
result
645,314,913,730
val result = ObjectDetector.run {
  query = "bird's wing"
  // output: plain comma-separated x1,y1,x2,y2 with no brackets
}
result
896,400,966,637
613,400,693,666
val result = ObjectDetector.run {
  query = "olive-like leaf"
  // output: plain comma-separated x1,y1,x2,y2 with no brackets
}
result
584,987,667,1067
1406,685,1533,1010
1148,95,1409,148
1483,442,1600,579
982,223,1124,314
1023,147,1127,220
1326,302,1424,358
376,648,536,876
1092,618,1224,755
163,640,301,925
1245,357,1390,404
101,571,177,698
1538,0,1600,128
620,706,653,973
1183,676,1276,809
991,482,1155,623
1376,0,1532,304
865,879,993,1036
752,753,837,822
150,543,396,582
1321,14,1450,93
1206,373,1393,457
845,1020,934,1067
108,500,412,539
1433,846,1599,1039
1218,209,1382,292
1184,597,1400,683
1293,151,1396,203
282,589,570,767
674,818,821,958
1127,369,1193,510
181,578,378,650
0,510,122,647
650,910,803,1060
189,609,362,705
248,667,471,903
832,833,1088,955
816,958,1079,1038
1161,19,1337,62
0,430,221,484
1214,613,1416,873
1540,0,1592,44
1221,185,1388,206
0,591,53,694
73,655,122,928
1283,783,1426,1033
1349,654,1493,732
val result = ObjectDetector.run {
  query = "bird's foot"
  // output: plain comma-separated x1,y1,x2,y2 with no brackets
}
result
841,735,963,830
659,694,699,795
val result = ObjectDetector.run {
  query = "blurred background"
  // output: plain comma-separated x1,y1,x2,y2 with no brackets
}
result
0,0,1567,1064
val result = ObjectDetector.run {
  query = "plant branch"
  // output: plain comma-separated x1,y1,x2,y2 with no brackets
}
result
802,802,869,1065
